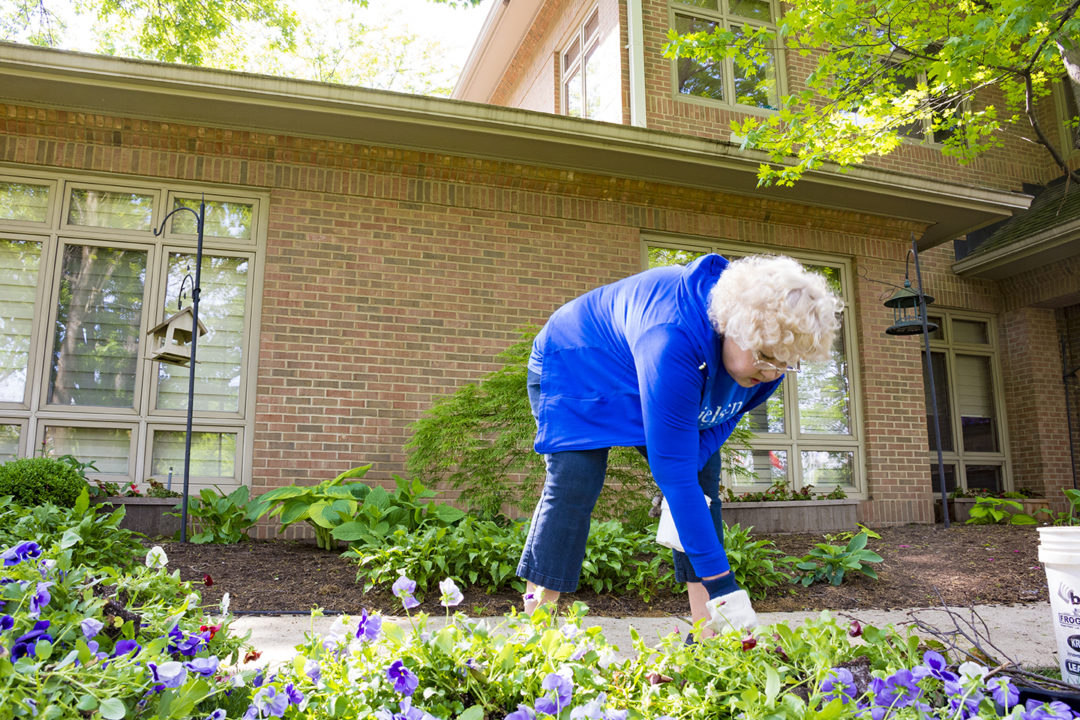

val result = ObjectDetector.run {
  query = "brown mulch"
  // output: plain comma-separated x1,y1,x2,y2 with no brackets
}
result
158,524,1048,618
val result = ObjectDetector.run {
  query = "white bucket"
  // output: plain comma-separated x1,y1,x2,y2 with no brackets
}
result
1038,527,1080,685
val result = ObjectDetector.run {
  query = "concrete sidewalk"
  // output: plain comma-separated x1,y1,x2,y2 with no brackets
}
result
230,603,1058,670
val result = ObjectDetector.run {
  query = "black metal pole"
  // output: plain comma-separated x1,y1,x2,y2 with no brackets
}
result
911,238,949,527
179,200,205,543
1063,335,1079,491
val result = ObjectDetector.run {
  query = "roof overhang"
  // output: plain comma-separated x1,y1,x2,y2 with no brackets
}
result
452,0,542,103
0,42,1030,245
952,220,1080,280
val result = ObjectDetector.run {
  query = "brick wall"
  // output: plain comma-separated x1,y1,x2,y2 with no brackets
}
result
1061,305,1080,493
1,100,1071,530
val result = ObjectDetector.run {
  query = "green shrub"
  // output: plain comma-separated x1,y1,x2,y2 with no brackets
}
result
0,456,89,508
722,522,795,599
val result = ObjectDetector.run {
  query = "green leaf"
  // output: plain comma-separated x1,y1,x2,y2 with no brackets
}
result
458,706,484,720
99,698,127,720
765,664,781,705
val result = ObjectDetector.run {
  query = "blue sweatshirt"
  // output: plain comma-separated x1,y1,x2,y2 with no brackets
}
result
529,254,780,577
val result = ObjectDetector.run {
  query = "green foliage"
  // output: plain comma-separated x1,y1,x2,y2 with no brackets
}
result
722,522,794,600
663,0,1080,186
331,474,466,545
178,485,261,544
0,491,144,570
965,496,1039,525
406,326,655,522
725,477,847,502
253,465,374,550
0,456,89,508
794,531,883,586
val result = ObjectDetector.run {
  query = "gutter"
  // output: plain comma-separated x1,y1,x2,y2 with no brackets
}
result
0,42,1029,244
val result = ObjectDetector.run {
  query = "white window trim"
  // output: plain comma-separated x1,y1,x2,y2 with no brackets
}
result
641,235,866,498
0,165,266,491
668,0,786,113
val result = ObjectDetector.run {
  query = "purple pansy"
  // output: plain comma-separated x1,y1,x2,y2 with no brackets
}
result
250,686,289,719
821,667,857,705
388,659,419,696
535,672,574,715
113,639,141,657
1,541,42,567
912,650,959,683
81,618,104,640
304,658,321,684
28,581,53,618
505,704,535,720
356,609,382,642
11,620,52,660
987,677,1019,709
148,661,188,689
184,656,220,677
285,683,303,705
569,692,607,720
869,670,923,711
0,614,13,632
392,576,421,610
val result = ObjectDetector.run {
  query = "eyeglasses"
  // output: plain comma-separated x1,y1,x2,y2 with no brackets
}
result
753,352,800,374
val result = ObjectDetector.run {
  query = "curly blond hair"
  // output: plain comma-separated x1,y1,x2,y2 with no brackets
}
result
707,254,844,364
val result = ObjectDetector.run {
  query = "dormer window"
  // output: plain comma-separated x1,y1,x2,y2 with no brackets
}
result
672,0,780,109
561,8,620,122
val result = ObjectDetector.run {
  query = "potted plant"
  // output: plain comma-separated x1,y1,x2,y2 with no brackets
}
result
720,479,859,534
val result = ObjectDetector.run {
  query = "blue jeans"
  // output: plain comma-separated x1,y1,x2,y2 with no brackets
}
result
519,372,726,592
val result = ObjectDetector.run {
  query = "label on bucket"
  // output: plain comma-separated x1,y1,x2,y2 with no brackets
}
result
1045,563,1080,685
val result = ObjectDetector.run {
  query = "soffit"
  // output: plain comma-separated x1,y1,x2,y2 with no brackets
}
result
0,42,1030,246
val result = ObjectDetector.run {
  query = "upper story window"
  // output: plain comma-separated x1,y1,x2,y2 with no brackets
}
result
671,0,780,109
1055,78,1080,158
562,8,621,123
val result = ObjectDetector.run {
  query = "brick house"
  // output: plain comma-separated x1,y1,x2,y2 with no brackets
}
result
0,0,1076,530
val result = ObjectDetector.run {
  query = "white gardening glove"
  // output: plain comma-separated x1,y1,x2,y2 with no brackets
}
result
704,588,758,634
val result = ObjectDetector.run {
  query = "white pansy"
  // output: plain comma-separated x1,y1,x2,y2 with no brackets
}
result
145,546,168,568
958,661,988,681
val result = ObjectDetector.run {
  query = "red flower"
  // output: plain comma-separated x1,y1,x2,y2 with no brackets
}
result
203,574,214,587
243,649,262,663
200,623,222,640
848,620,863,637
741,635,757,651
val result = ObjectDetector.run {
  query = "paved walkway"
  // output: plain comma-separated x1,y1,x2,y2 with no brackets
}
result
230,602,1058,670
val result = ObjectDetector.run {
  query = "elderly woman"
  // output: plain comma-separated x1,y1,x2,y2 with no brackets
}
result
520,253,843,636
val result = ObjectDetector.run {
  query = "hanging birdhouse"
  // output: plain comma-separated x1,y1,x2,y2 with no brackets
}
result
147,306,207,366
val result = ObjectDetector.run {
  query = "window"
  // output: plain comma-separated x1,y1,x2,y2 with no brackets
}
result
562,8,621,122
923,312,1008,494
671,0,780,109
888,65,963,145
0,170,263,492
1055,78,1080,158
646,242,862,496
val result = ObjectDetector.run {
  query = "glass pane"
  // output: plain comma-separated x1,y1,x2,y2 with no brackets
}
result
924,351,954,452
800,450,854,488
583,35,621,123
584,9,599,39
565,67,583,117
929,463,957,496
564,37,580,69
157,254,248,412
44,426,131,474
739,392,785,433
676,0,719,8
0,182,50,222
49,245,146,407
953,319,989,345
731,23,777,108
68,189,154,231
676,15,725,100
798,318,851,434
965,464,1002,493
926,315,945,340
152,430,237,478
955,354,998,452
0,424,18,461
647,246,706,268
171,198,253,240
728,448,786,485
0,239,41,402
728,0,771,20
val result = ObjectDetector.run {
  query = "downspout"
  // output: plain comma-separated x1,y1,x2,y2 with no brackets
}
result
625,0,647,127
